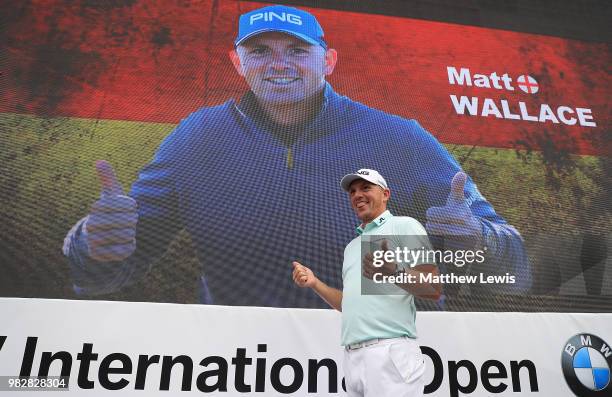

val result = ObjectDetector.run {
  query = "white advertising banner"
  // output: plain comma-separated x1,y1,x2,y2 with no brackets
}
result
0,298,610,396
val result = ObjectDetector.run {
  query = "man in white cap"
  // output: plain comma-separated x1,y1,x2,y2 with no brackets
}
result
293,168,441,397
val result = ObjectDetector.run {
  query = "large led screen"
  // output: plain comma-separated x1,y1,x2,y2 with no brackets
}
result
1,0,610,311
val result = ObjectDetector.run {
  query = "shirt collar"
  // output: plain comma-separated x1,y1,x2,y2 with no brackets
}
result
356,210,392,235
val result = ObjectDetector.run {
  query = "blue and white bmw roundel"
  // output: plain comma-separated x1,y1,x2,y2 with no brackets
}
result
573,347,610,391
562,334,612,397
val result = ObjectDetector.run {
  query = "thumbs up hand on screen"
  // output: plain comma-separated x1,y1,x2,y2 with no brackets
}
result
425,172,483,251
83,160,138,262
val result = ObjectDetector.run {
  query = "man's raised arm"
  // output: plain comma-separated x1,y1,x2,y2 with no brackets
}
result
63,139,182,295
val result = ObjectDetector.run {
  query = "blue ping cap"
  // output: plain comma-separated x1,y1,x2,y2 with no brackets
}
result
235,5,326,48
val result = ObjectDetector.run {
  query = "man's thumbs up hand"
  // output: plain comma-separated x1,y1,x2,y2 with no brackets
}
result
84,161,138,262
425,171,483,251
292,261,318,288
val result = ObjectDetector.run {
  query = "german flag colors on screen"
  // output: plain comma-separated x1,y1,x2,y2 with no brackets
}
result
0,1,610,306
1,0,609,155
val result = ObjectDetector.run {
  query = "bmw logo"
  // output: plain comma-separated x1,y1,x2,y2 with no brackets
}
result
562,334,611,396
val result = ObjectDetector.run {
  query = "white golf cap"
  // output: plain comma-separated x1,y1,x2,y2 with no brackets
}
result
340,169,389,191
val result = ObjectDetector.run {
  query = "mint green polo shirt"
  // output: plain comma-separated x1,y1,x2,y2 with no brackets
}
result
341,210,434,346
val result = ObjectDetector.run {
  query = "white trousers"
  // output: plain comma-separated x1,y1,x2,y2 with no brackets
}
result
343,337,425,397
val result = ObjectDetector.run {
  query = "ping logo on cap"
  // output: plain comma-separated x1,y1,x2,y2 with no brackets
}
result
235,5,325,48
357,170,370,175
249,12,303,26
